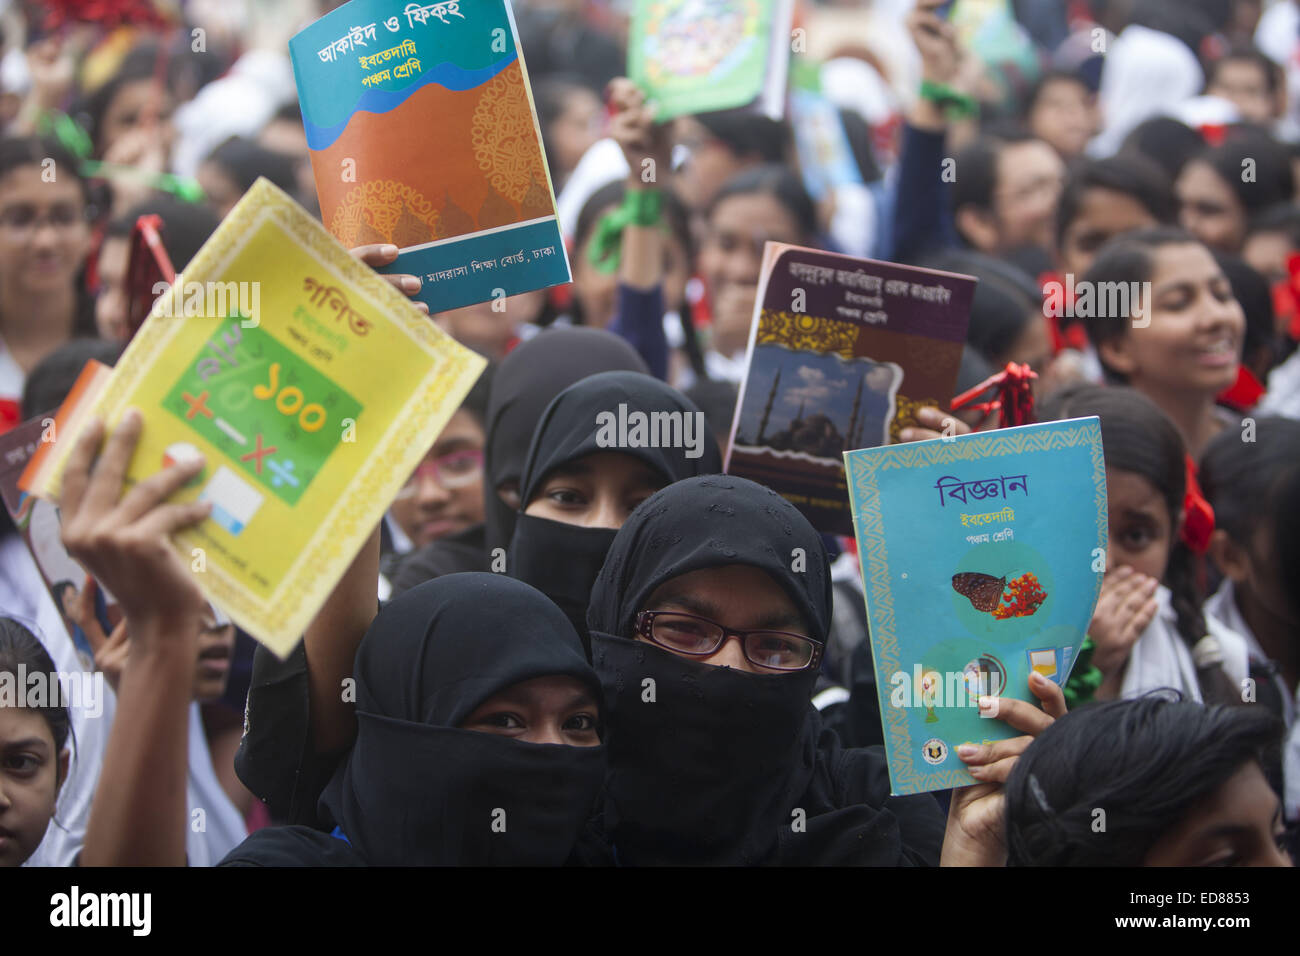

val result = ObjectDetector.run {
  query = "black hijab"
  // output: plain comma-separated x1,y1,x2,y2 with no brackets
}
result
222,573,608,866
510,371,722,641
586,476,946,865
391,329,648,597
484,328,649,554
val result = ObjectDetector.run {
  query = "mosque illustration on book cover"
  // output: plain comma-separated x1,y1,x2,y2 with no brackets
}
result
726,244,975,536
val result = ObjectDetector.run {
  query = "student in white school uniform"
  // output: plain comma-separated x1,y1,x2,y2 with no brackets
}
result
1039,386,1250,707
1201,418,1300,823
0,537,246,866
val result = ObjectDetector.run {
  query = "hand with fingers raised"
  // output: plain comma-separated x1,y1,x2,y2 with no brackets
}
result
58,409,212,641
1088,565,1160,699
66,577,129,694
940,671,1068,866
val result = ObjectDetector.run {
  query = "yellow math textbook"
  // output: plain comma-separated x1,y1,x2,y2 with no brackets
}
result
22,177,486,656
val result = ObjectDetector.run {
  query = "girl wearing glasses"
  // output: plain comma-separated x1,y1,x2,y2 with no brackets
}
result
0,137,95,433
587,474,1065,866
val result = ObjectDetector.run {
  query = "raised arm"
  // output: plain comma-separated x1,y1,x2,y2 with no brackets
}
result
604,78,673,379
61,410,211,866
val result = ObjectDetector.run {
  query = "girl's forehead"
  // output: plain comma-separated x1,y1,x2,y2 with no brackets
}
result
0,705,57,749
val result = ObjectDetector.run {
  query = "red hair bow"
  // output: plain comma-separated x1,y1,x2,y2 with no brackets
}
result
1181,454,1215,555
950,362,1038,429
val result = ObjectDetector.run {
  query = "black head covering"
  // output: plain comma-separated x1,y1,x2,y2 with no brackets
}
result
586,475,946,865
510,371,722,641
483,328,649,554
312,573,607,865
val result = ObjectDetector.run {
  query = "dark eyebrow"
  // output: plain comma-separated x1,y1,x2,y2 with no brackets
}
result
649,592,807,633
2,737,50,753
429,436,479,456
649,591,720,619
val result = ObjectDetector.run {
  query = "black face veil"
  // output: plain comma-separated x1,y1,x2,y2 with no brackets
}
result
585,475,944,866
317,573,607,866
509,370,722,643
482,328,649,554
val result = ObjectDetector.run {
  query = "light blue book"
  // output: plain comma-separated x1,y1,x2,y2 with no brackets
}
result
844,417,1107,795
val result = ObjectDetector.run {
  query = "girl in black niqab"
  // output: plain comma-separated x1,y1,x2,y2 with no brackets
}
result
586,475,948,865
221,573,608,866
390,327,649,593
509,370,722,643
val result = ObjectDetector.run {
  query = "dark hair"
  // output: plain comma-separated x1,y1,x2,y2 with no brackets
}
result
104,194,221,274
0,136,98,337
573,179,694,269
1039,385,1236,704
534,74,599,178
1207,45,1282,98
1245,201,1300,244
695,111,789,164
271,102,303,126
73,42,171,157
926,250,1041,365
0,136,92,208
1006,695,1281,866
950,127,1038,219
0,617,72,758
1055,154,1177,249
22,338,123,420
1273,463,1300,621
1025,69,1091,117
1185,129,1296,220
1120,116,1205,181
707,163,817,244
1078,226,1204,382
202,136,299,199
1200,416,1300,546
1214,254,1277,372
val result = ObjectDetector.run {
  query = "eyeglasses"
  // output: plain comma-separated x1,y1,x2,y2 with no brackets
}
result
396,448,483,494
0,203,90,236
636,610,823,672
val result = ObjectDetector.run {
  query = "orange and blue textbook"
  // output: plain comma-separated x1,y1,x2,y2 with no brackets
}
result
288,0,571,313
21,177,486,657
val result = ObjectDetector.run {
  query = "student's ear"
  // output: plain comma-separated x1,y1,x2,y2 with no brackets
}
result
1208,528,1250,583
954,206,999,253
1096,334,1139,378
56,747,70,795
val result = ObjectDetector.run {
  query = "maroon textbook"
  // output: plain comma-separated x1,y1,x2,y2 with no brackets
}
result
725,243,976,535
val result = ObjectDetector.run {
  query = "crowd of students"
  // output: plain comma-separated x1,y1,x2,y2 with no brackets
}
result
1,0,1298,868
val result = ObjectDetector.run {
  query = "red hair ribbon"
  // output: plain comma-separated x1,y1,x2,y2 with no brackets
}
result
1284,252,1300,342
1181,454,1215,555
950,362,1038,430
1216,364,1266,412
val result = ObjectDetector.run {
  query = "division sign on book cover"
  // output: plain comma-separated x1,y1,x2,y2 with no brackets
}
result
844,417,1108,796
21,178,486,658
289,0,570,313
725,242,975,536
